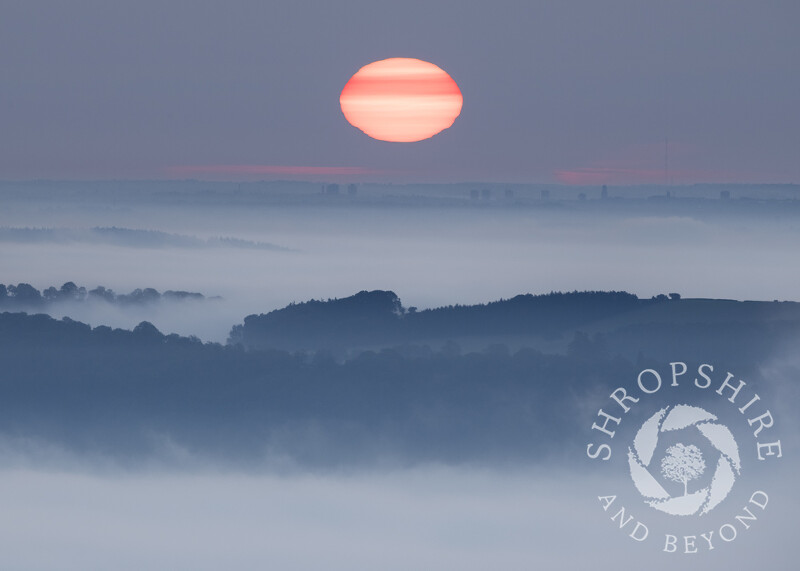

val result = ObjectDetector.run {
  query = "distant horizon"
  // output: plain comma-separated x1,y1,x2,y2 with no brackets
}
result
2,178,799,188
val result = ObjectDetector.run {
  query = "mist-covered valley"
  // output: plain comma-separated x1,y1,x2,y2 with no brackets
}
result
1,181,798,569
2,181,799,343
3,182,798,467
5,0,799,565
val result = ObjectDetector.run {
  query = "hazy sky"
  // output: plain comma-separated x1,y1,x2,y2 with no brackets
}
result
2,1,798,184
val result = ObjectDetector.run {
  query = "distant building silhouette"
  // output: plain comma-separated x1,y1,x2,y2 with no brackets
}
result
578,192,587,201
481,189,491,200
601,185,608,199
325,183,340,196
541,189,550,200
720,190,731,200
347,183,358,196
470,189,479,200
504,188,514,200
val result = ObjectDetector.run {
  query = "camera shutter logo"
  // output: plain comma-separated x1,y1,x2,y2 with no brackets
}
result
628,404,741,516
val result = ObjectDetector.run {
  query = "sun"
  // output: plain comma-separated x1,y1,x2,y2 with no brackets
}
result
340,58,463,143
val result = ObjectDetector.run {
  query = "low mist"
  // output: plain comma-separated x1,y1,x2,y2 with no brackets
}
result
0,463,794,571
2,197,799,342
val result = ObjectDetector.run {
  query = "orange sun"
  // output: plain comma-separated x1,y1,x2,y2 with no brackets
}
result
340,58,463,143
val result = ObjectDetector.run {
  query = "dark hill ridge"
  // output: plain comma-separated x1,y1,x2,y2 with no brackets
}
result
229,290,800,354
1,291,798,466
0,309,609,465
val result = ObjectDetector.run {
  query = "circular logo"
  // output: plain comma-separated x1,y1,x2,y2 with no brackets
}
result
628,404,741,516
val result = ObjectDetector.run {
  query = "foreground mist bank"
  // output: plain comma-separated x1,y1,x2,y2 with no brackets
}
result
0,466,795,571
1,290,797,468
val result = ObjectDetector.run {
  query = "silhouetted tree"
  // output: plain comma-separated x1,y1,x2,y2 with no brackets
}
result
89,286,116,302
8,283,43,305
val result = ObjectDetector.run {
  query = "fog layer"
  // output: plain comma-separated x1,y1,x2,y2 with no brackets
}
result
2,195,799,341
0,465,793,571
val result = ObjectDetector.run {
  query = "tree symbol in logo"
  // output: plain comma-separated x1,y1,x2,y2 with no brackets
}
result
660,443,706,497
628,404,740,516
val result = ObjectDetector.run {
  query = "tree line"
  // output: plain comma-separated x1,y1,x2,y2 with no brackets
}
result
0,281,206,308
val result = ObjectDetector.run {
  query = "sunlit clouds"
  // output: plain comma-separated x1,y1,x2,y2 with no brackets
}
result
340,58,463,143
